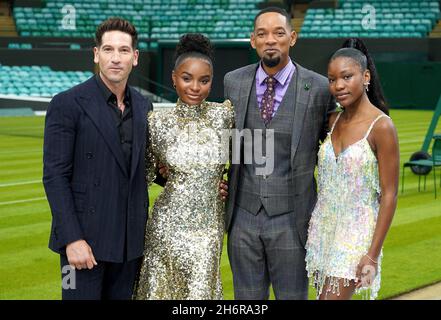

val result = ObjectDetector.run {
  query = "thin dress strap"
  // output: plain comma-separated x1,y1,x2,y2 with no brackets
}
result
363,114,390,139
329,112,343,135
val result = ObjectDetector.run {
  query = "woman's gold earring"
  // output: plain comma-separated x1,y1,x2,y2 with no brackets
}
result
173,83,176,89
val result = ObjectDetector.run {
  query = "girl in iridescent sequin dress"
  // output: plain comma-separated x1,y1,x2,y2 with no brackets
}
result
133,34,234,300
305,39,399,300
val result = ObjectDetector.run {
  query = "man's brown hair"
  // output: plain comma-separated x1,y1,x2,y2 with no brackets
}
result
95,17,138,49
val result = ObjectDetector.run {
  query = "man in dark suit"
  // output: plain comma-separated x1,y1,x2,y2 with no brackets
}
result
43,18,152,299
221,7,335,299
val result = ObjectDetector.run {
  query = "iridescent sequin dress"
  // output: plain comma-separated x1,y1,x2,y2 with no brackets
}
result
134,99,234,300
305,112,389,300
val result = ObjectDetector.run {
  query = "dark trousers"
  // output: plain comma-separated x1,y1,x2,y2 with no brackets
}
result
227,206,308,300
60,254,142,300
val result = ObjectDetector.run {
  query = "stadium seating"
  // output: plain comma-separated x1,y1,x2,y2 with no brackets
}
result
300,0,440,38
13,0,262,43
0,64,93,97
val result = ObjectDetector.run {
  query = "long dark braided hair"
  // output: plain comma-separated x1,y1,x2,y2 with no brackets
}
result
331,38,389,115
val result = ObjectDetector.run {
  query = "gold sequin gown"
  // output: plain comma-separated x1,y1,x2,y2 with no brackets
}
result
134,99,234,300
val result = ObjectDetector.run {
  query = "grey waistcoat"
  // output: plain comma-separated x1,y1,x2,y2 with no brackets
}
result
235,71,298,216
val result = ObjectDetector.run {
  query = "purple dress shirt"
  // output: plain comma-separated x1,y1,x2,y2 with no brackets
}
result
256,60,296,118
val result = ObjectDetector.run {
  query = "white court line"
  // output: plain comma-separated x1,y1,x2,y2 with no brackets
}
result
33,102,175,116
0,94,51,102
0,197,47,206
0,180,42,187
0,149,41,155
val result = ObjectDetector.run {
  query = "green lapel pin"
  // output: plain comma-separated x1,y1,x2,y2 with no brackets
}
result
304,83,310,91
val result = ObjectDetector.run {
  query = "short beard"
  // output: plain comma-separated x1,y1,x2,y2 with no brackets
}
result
262,56,280,68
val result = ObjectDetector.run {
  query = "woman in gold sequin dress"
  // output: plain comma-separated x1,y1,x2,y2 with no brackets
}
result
133,34,234,300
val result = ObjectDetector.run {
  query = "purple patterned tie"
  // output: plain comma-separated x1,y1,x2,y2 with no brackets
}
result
261,76,277,125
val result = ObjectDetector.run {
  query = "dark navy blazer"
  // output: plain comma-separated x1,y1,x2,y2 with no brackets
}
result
43,76,152,263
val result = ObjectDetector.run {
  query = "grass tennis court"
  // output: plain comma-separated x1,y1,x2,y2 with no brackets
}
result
0,109,440,300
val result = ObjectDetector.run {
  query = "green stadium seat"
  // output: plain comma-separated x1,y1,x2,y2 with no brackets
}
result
303,0,439,39
0,64,94,97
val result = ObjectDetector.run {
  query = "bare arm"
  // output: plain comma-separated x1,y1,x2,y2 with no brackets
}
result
367,117,399,259
356,116,399,286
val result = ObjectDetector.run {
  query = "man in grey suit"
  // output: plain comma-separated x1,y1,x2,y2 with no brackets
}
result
221,7,334,299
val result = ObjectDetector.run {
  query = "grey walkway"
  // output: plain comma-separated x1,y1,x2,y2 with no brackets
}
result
390,282,441,300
